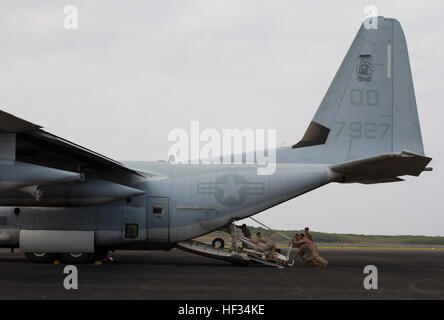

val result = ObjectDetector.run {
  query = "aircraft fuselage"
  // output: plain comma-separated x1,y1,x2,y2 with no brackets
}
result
0,161,334,251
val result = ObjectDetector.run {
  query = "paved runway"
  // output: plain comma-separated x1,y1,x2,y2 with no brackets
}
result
0,248,443,299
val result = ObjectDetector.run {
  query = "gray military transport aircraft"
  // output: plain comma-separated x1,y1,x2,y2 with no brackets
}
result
0,17,432,264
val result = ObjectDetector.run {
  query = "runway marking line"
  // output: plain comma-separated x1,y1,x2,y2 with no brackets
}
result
276,245,444,251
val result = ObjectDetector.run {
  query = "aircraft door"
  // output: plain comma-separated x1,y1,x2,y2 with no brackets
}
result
147,197,169,242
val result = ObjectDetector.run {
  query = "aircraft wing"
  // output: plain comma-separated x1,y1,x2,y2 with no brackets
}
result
0,110,145,184
330,151,432,184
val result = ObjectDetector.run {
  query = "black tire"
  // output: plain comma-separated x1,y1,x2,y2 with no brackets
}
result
92,250,109,262
212,238,225,249
25,252,58,263
60,253,94,264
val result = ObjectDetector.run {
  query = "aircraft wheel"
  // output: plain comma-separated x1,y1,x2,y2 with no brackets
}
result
212,238,225,249
92,250,109,262
24,252,58,263
60,253,94,264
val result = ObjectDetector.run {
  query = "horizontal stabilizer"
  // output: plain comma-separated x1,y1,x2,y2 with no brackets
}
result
330,151,431,184
357,177,404,185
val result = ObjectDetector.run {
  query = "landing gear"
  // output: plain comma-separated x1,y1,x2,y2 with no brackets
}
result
60,253,95,264
212,238,225,249
24,252,58,263
92,250,109,262
23,251,109,264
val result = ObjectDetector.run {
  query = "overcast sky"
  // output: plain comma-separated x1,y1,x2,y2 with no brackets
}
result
0,1,442,235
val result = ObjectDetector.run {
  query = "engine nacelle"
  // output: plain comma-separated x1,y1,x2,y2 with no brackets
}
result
0,160,82,194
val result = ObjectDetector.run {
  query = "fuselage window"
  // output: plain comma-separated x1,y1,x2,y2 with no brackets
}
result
153,205,163,214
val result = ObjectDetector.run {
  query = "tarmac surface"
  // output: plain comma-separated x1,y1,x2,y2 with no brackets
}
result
0,248,443,299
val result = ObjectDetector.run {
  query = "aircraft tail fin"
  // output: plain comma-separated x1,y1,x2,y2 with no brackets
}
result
293,17,426,162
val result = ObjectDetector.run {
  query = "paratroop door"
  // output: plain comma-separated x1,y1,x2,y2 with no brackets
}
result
147,197,169,241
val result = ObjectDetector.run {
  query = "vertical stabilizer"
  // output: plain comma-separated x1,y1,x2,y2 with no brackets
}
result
294,17,425,162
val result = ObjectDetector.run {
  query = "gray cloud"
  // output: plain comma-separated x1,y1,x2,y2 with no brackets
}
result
0,0,442,235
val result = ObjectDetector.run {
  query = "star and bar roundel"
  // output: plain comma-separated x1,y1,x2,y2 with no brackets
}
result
198,173,265,207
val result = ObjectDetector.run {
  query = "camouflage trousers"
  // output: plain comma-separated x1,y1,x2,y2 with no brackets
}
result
302,253,328,268
263,244,276,259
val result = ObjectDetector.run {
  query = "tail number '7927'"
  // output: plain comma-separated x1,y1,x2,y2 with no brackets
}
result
334,121,391,139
